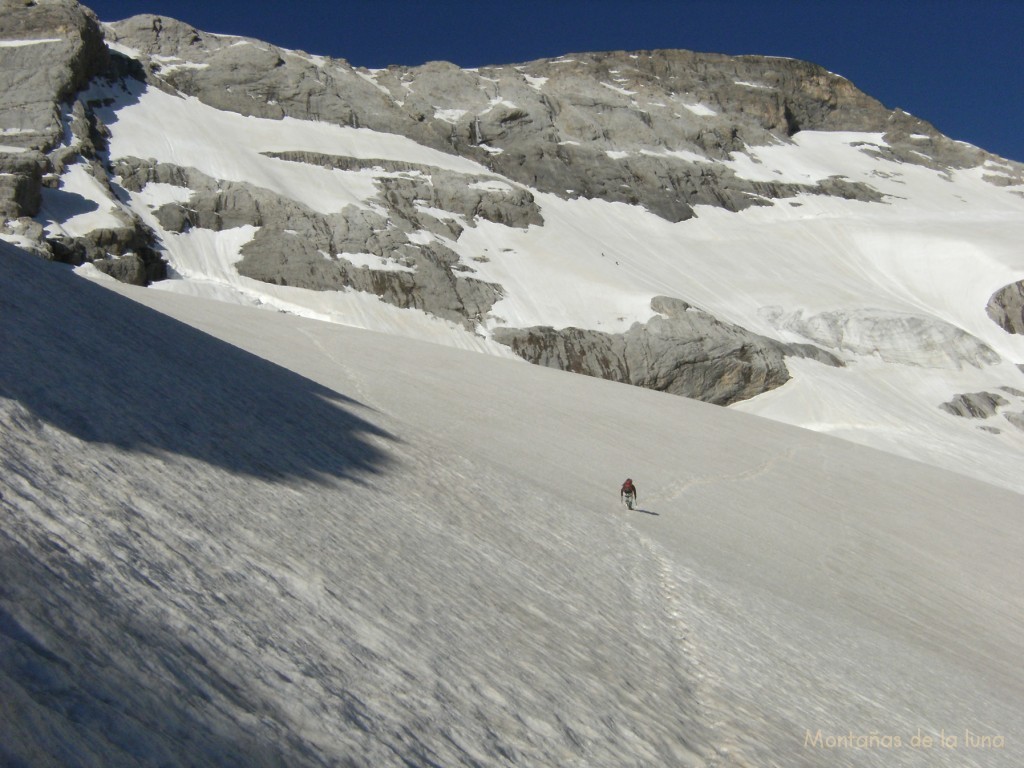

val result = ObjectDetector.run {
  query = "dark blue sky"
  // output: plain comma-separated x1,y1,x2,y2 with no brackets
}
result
84,0,1024,162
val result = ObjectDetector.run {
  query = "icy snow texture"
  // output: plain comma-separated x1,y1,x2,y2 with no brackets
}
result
2,241,1022,766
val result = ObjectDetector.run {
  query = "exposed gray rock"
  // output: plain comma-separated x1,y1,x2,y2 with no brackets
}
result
46,221,166,283
9,3,1017,289
0,2,171,282
263,151,543,229
116,156,215,195
102,14,446,145
0,0,108,151
116,157,504,326
0,0,108,219
939,392,1009,419
493,296,840,405
102,17,1018,224
0,151,45,219
987,281,1024,335
90,252,149,284
260,153,427,175
981,164,1024,189
763,306,1001,369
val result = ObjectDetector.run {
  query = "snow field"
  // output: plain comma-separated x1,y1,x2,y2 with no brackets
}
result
0,246,722,765
112,254,1024,766
3,243,1023,765
24,65,1024,589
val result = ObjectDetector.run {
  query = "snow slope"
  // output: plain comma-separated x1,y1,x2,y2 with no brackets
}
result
51,76,1024,496
2,241,1022,766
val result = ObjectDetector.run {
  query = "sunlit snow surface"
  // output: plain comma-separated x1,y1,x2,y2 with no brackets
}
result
2,242,1021,766
4,36,1024,763
37,162,126,237
70,79,1024,494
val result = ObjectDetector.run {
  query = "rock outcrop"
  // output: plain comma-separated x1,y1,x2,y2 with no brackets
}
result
0,0,108,150
101,15,999,222
987,281,1024,335
0,0,108,217
115,156,518,326
493,297,841,405
939,391,1009,419
262,152,544,230
0,0,165,282
938,387,1024,434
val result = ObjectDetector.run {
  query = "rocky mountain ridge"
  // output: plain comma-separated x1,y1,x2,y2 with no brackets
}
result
4,0,1024,417
98,12,969,222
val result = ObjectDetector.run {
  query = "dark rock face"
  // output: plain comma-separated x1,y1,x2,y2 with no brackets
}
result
48,224,166,285
0,152,45,219
0,0,108,218
0,0,109,150
987,281,1024,335
940,391,1009,419
0,0,165,282
493,297,841,405
939,388,1024,434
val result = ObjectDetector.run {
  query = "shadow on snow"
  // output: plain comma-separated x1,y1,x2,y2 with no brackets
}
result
0,243,395,483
